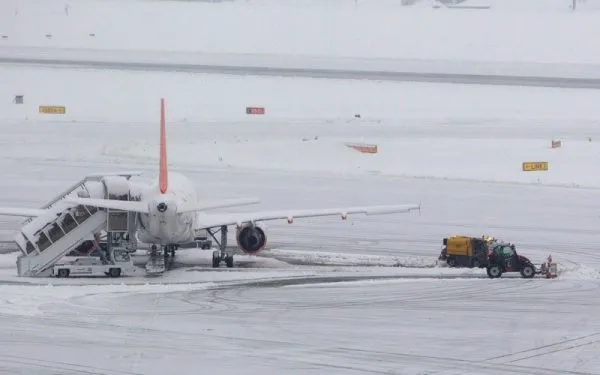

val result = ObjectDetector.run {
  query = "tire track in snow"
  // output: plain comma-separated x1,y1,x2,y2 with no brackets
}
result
6,275,598,374
486,332,600,364
0,354,144,375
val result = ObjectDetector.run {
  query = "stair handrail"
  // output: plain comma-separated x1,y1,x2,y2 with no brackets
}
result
22,172,142,225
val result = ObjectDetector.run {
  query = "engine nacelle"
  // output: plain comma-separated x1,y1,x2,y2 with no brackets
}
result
236,222,267,254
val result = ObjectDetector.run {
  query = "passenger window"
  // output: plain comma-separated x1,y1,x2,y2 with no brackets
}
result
48,223,65,242
37,232,52,251
25,241,36,254
74,205,91,221
61,213,78,232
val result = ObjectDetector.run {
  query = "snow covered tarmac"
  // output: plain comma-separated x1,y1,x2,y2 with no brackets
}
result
1,98,600,373
3,3,600,367
1,274,599,374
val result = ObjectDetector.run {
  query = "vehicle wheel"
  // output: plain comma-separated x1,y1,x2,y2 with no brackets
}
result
520,265,535,279
212,251,220,268
108,268,121,277
472,259,481,268
225,255,234,268
57,269,69,278
447,258,456,267
487,265,502,279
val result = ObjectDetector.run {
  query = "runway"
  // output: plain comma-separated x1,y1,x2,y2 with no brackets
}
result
3,47,600,89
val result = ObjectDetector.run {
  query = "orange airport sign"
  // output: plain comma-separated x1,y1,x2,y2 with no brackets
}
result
246,107,265,115
345,143,378,154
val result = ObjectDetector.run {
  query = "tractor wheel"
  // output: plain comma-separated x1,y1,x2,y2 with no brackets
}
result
520,265,535,279
486,265,502,279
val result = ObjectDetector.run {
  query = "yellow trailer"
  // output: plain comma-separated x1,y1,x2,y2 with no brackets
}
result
439,235,490,268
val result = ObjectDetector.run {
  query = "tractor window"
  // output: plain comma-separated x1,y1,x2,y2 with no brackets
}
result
502,246,515,257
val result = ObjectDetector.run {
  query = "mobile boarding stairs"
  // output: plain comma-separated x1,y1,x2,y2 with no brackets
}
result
14,173,140,277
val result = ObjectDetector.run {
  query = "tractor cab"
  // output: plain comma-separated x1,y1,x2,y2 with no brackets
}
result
487,241,535,278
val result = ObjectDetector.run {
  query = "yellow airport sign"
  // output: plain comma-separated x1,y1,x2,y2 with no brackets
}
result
39,105,66,114
522,162,548,171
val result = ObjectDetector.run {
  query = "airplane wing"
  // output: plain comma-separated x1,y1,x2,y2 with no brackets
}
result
179,198,261,213
64,197,261,214
0,207,48,217
196,203,421,229
63,198,150,213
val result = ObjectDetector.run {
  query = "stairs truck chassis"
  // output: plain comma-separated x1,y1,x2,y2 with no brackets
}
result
52,247,136,278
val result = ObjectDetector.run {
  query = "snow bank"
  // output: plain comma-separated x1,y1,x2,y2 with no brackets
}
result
263,248,439,268
2,0,600,66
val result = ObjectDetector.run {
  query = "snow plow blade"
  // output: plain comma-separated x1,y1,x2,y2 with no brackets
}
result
536,256,558,279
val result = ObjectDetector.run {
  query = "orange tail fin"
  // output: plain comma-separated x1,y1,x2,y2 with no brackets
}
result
159,98,168,194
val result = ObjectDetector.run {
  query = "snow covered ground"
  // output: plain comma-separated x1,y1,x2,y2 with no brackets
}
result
3,0,600,372
2,62,600,372
1,269,600,374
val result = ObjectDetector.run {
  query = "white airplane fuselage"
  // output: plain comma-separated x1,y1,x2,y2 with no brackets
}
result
135,172,198,246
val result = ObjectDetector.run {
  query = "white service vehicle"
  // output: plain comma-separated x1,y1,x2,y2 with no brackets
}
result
52,247,137,278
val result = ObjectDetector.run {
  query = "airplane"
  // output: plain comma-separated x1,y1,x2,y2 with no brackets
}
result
0,99,421,269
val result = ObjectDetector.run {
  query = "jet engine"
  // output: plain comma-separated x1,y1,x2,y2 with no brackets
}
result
236,222,267,254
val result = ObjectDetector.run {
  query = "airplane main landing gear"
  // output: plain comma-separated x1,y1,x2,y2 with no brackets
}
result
207,225,234,268
212,250,234,268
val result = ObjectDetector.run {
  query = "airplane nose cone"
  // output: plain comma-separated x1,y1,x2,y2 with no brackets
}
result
157,202,168,212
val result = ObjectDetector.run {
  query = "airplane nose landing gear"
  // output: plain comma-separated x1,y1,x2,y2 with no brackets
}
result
145,243,178,275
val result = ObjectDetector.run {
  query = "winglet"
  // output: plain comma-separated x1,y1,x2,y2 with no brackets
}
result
159,98,168,194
